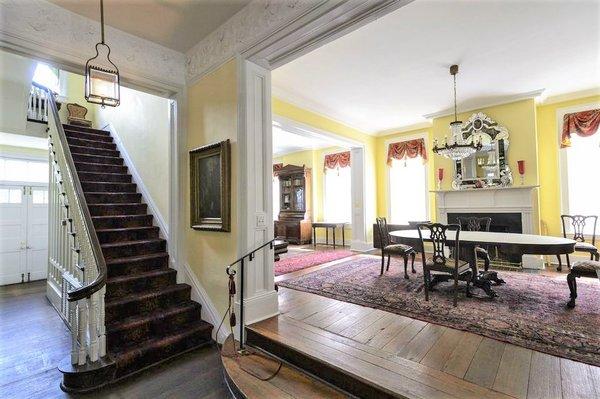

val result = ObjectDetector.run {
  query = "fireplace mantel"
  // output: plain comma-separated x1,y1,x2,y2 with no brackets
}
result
433,185,542,268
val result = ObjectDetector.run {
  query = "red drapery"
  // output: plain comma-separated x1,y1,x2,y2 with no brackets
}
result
273,163,283,176
324,151,351,171
561,109,600,148
387,138,427,165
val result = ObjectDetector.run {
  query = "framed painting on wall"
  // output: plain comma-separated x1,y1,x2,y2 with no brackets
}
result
189,139,231,232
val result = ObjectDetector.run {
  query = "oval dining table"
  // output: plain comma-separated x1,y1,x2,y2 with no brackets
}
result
389,229,576,297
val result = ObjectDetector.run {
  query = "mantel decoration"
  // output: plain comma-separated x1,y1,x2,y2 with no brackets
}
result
432,65,482,160
190,140,231,232
452,112,513,190
85,0,120,108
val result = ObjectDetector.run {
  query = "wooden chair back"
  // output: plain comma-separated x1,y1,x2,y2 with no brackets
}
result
561,215,597,245
67,103,88,119
375,217,391,247
417,223,461,270
457,216,491,232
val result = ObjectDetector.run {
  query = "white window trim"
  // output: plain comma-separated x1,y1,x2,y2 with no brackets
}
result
385,132,430,223
322,148,352,224
557,101,600,216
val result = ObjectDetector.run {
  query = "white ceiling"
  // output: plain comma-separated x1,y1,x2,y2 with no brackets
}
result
272,0,600,134
49,0,250,53
273,124,341,157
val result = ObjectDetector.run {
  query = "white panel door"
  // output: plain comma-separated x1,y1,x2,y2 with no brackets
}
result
0,185,27,285
26,186,48,281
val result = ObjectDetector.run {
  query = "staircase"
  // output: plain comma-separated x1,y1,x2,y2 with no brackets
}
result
63,123,213,381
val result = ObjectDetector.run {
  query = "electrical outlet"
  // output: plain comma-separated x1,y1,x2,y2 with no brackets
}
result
255,212,266,228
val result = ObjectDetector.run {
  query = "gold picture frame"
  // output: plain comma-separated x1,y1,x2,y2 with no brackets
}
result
189,139,231,232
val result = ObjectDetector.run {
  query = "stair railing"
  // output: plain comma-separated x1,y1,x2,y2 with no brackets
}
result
226,238,276,351
28,82,50,122
44,86,108,366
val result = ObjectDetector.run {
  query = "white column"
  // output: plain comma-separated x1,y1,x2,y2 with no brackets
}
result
236,59,278,330
350,147,370,251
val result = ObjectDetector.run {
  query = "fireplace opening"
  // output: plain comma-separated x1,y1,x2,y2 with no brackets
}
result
447,212,522,266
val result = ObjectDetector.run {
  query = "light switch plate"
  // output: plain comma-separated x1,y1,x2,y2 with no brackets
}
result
255,212,267,228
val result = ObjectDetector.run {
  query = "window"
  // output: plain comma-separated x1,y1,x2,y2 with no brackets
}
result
32,188,49,204
562,132,600,234
0,157,49,183
324,166,351,223
273,176,280,221
32,63,60,93
0,188,22,204
389,156,428,224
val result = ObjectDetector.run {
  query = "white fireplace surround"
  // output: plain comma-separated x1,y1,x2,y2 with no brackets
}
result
433,185,544,269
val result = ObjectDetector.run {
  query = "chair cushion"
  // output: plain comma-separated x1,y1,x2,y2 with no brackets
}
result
384,244,413,254
425,259,471,274
572,260,600,275
475,247,489,256
575,242,598,252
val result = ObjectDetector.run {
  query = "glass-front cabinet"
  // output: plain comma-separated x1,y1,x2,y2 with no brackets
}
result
274,164,312,244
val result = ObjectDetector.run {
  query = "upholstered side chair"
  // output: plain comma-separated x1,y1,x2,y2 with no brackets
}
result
375,217,416,279
417,223,472,307
66,103,93,127
566,260,599,308
557,215,599,272
457,216,492,271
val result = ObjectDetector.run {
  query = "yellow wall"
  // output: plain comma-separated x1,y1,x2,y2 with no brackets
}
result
536,95,600,237
273,98,377,241
61,71,99,127
185,59,238,316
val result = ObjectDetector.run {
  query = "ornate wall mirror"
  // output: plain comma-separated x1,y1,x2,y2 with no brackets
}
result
452,112,513,189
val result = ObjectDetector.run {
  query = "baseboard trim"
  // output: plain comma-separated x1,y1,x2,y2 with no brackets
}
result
351,240,374,252
181,262,229,344
101,123,169,241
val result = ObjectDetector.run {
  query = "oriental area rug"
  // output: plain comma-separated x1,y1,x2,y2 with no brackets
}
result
274,249,354,276
277,256,600,367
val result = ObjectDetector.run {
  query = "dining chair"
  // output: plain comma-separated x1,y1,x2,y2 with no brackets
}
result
417,223,472,307
457,216,492,271
375,217,416,279
557,215,599,272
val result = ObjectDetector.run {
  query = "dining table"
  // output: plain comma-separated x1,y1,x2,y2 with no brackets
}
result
389,229,576,298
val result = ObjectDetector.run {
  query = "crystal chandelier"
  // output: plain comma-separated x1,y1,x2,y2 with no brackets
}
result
85,0,120,107
432,65,481,160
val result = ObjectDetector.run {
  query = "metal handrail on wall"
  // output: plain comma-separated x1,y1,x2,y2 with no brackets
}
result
226,238,276,351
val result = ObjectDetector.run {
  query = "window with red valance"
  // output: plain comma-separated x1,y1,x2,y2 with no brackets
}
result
387,138,427,165
561,108,600,148
324,151,351,171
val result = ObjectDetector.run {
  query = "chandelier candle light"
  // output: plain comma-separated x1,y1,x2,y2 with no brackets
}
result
432,65,482,160
85,0,120,107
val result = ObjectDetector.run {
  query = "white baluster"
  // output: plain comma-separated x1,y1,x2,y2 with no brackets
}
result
99,286,106,357
77,299,87,365
88,294,99,362
70,283,78,364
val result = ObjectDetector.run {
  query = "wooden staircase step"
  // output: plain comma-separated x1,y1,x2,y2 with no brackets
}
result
101,238,166,259
78,171,132,183
85,192,141,204
65,130,114,143
88,203,147,216
96,226,159,243
105,283,191,321
63,124,112,136
69,144,120,157
81,181,136,193
67,137,116,150
71,153,123,165
112,320,213,379
106,301,203,351
106,253,169,278
74,162,128,174
106,268,177,300
92,214,153,229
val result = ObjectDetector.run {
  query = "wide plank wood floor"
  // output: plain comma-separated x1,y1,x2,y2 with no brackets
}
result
259,254,600,399
0,281,230,399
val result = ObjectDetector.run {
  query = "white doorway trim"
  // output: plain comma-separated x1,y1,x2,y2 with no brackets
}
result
236,0,412,329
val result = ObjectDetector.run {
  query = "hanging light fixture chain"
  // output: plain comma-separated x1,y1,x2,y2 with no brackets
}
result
453,72,457,122
100,0,105,44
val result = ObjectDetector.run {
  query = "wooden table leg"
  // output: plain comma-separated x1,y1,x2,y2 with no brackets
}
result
342,226,345,247
464,245,497,298
333,228,336,250
326,228,329,246
313,227,316,248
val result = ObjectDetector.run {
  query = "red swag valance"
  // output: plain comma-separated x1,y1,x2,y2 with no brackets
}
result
387,138,427,165
324,151,351,171
273,163,283,176
561,109,600,148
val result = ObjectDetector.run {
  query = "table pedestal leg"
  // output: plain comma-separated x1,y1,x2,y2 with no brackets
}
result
462,246,498,298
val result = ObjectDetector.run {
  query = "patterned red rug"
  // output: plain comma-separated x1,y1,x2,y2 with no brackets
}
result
277,256,600,367
274,249,354,276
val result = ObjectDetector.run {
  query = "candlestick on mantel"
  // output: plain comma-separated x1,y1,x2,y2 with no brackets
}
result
517,160,525,185
437,168,444,190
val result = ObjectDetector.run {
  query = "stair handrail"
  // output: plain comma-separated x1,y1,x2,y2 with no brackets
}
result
45,86,107,302
226,238,276,351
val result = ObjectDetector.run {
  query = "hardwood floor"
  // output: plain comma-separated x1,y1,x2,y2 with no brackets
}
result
0,281,230,399
255,254,600,399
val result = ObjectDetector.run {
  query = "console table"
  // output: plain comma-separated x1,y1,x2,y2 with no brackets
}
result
312,222,346,249
390,229,576,297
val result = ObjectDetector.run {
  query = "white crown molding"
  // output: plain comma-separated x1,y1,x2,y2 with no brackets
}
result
423,89,546,120
185,0,316,84
0,0,186,92
374,121,433,137
102,123,169,240
541,87,600,105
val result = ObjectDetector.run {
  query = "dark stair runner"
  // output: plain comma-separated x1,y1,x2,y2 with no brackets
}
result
64,124,213,379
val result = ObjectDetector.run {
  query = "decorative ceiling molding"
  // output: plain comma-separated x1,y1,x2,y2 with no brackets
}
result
0,0,186,93
185,0,316,84
423,89,546,120
541,87,600,105
373,121,433,137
